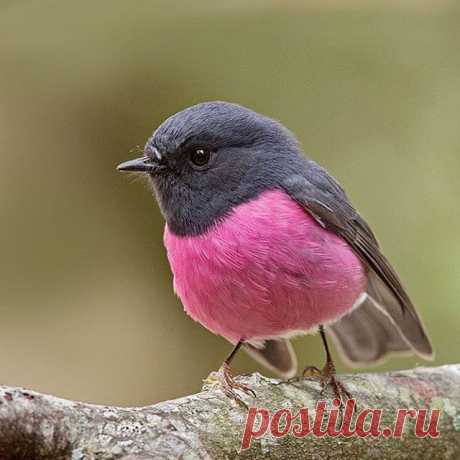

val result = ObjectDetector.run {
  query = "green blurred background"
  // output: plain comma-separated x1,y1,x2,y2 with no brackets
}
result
1,0,459,406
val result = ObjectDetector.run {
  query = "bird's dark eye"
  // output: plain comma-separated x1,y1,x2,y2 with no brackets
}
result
190,148,211,167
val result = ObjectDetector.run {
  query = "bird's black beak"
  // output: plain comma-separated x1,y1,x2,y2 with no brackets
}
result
117,156,161,174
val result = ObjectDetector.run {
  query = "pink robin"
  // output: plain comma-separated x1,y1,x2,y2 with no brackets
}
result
118,101,433,406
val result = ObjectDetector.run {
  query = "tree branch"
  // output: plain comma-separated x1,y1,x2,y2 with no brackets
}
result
0,365,459,459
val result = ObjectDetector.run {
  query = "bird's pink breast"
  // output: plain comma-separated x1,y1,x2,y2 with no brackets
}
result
164,189,366,344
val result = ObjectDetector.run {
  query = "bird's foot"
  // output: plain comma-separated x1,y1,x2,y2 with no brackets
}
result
302,360,353,407
204,362,256,409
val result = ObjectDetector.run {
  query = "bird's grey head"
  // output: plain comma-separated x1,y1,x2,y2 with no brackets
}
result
118,101,305,236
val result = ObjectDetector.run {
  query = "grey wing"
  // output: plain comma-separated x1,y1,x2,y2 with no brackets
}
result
282,160,433,364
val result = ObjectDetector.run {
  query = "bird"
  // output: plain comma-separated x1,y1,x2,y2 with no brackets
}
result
117,101,433,406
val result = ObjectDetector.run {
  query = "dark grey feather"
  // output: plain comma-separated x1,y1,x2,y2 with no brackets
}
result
243,339,297,379
327,294,413,366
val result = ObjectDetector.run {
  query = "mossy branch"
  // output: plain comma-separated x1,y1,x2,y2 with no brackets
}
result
0,365,459,459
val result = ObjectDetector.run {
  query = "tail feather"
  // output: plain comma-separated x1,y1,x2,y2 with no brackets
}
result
328,271,433,366
327,295,412,366
366,271,433,359
243,339,297,379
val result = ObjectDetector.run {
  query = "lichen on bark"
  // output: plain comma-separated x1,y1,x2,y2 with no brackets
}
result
0,365,458,459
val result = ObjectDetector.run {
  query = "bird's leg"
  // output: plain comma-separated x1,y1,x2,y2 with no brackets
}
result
302,326,353,405
206,341,256,408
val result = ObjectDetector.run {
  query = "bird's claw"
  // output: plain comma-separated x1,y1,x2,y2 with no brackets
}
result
302,365,323,378
205,362,256,409
301,360,353,408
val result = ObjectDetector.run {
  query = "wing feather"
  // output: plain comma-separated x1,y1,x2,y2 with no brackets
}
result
283,160,433,360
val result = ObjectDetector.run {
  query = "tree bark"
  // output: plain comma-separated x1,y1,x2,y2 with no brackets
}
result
0,364,459,459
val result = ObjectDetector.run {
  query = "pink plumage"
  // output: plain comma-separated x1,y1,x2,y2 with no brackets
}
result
164,189,366,345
